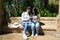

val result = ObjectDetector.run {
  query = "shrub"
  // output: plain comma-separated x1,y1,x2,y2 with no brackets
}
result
2,0,58,17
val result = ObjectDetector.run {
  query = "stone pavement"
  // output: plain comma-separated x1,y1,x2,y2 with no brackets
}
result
0,33,60,40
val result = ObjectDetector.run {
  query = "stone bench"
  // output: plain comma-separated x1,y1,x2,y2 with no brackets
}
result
8,17,57,33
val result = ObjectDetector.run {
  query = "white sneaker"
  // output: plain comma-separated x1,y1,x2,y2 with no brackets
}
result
31,34,34,36
35,34,38,36
23,33,28,40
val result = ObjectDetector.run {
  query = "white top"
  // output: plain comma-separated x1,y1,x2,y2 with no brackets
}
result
32,14,40,22
33,16,37,20
32,16,37,22
22,12,30,21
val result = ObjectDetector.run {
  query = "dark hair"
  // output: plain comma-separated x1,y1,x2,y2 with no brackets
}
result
25,6,31,11
32,7,38,15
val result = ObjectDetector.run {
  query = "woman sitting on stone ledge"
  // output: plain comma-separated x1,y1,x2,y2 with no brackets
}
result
31,7,40,36
21,6,32,39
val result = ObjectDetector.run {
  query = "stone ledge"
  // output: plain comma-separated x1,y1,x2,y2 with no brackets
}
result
10,17,57,21
8,17,57,30
57,17,60,31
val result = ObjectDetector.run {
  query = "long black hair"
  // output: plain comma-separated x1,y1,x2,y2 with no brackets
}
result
32,7,38,15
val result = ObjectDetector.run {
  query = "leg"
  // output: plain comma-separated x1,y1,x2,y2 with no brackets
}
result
23,22,31,33
31,23,35,36
22,23,28,39
23,23,28,33
35,22,40,35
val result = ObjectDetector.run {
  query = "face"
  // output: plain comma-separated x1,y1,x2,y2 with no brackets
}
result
32,9,35,14
27,9,31,13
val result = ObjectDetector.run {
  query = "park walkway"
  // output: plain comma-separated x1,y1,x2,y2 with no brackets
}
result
0,32,60,40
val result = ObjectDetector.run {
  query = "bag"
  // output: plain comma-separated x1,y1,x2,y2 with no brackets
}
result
11,22,21,28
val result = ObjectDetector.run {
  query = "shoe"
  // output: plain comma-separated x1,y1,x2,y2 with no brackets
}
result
35,34,38,36
23,33,28,40
31,34,34,36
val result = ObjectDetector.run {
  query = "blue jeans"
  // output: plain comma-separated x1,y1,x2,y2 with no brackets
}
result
22,20,31,33
31,20,40,34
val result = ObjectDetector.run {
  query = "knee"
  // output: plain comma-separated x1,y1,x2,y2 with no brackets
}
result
36,23,40,27
31,23,35,27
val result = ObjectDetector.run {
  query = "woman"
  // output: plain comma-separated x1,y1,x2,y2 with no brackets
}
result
31,7,40,36
22,6,31,39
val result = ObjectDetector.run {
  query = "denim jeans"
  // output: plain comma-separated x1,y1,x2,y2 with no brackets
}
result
31,20,40,34
22,20,31,33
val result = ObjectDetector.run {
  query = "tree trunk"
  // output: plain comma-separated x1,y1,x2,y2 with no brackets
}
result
0,0,2,34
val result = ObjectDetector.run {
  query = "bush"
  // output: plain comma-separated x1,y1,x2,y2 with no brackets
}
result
2,0,58,17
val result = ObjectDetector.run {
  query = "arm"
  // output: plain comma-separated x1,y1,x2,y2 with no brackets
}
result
37,14,40,22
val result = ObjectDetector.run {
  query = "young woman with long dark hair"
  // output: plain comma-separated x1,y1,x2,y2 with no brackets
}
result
22,6,31,39
31,7,40,36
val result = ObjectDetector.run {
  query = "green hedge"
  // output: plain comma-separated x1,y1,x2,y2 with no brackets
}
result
2,0,58,17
